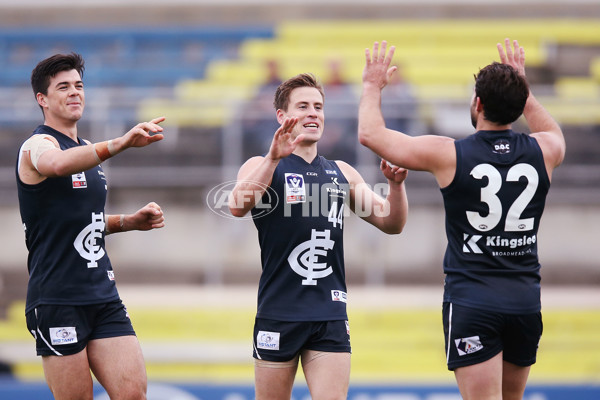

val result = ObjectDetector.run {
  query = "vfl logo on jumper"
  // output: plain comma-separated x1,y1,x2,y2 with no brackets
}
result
463,233,483,254
288,229,334,285
256,330,280,350
49,327,78,345
285,173,306,204
72,172,87,189
74,212,105,268
455,336,483,356
332,290,347,303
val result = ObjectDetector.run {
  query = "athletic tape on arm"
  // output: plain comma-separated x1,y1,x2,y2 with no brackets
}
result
23,135,57,171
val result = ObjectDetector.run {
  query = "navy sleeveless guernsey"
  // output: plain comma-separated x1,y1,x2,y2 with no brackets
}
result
252,153,349,321
16,125,119,313
441,130,550,314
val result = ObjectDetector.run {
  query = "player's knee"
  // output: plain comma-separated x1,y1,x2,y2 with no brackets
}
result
49,389,94,400
309,388,348,400
115,389,146,400
110,380,146,400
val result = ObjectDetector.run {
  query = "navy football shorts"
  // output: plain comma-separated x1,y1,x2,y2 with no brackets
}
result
26,300,136,356
443,302,543,370
253,318,351,362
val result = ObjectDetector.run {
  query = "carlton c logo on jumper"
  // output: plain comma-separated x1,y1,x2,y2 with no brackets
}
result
287,229,334,285
73,212,105,268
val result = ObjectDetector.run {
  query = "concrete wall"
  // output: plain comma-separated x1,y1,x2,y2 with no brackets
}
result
2,202,598,289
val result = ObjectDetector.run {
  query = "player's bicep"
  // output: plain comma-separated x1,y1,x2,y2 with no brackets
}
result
32,136,61,171
230,156,271,217
392,135,455,172
236,156,266,181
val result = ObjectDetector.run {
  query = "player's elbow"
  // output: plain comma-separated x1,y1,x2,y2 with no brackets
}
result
358,124,387,151
229,206,248,218
383,216,407,235
358,114,386,148
358,127,373,148
383,225,404,235
228,195,249,218
373,218,405,235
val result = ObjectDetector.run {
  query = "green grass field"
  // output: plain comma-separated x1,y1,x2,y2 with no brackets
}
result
2,301,599,384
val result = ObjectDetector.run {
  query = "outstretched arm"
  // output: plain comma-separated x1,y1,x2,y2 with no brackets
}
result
228,117,302,217
105,202,165,235
337,160,408,234
20,117,165,184
358,41,456,187
498,38,565,173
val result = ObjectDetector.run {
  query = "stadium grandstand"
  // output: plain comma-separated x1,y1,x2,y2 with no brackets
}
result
0,1,599,399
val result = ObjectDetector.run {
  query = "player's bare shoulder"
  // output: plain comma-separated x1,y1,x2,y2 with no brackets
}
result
530,131,565,171
333,160,363,185
19,134,59,183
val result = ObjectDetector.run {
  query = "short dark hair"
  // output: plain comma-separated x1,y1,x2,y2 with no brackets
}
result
30,53,85,98
273,73,324,111
474,62,529,125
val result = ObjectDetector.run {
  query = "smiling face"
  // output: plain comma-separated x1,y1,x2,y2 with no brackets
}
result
277,86,324,143
36,69,85,125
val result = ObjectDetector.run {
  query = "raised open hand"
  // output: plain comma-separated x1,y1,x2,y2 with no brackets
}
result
267,117,302,160
363,41,397,90
497,38,526,77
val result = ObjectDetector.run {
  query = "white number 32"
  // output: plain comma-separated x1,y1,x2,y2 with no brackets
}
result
466,163,538,232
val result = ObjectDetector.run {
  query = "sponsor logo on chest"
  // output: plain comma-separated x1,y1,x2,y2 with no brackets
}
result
72,172,87,189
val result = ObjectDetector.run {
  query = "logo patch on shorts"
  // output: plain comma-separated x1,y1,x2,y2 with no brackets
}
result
257,330,280,350
49,327,78,345
455,335,483,356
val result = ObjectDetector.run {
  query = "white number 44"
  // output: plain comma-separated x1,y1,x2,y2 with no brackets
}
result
328,202,344,228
